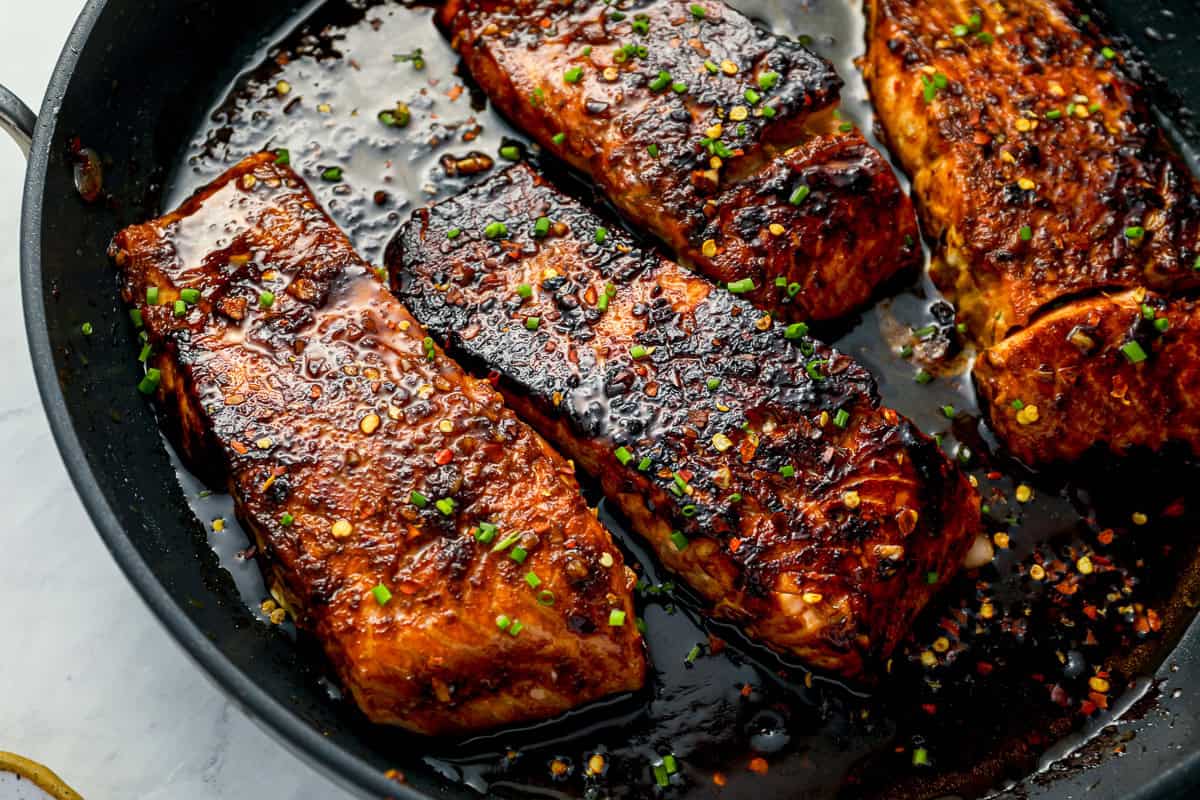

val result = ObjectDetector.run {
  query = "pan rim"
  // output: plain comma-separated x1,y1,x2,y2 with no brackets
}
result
16,2,421,798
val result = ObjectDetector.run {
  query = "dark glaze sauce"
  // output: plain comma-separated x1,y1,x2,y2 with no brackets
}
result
161,1,1200,797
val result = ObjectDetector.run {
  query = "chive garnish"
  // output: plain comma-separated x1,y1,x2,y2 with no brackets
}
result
137,368,162,395
435,498,456,516
669,530,689,551
372,584,392,606
727,278,755,293
608,609,627,626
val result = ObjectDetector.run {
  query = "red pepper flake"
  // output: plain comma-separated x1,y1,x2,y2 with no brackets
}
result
1097,528,1115,545
975,661,994,676
748,757,769,774
713,772,727,787
986,471,1002,481
1163,499,1186,518
707,634,726,655
447,85,464,102
487,370,501,386
1089,691,1109,710
728,538,742,553
921,703,938,715
436,448,454,465
740,683,753,698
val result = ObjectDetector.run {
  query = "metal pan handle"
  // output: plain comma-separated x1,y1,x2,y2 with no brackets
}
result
0,83,36,158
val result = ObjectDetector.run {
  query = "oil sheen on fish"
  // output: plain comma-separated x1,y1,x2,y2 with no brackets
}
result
388,164,980,677
109,152,644,735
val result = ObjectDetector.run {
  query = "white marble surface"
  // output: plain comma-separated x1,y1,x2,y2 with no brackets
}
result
0,5,357,799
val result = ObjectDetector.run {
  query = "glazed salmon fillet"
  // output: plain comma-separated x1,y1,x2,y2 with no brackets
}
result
866,0,1200,464
109,152,644,735
439,0,921,323
388,164,980,677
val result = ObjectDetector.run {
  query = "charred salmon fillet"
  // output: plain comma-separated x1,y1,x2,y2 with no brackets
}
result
387,164,980,677
865,0,1200,464
109,152,644,735
975,290,1200,464
439,0,921,323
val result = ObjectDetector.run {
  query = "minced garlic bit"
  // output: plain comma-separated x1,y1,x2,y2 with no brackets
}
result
269,608,287,625
1015,484,1033,503
438,419,454,433
993,531,1010,549
843,490,861,510
331,519,354,538
1131,511,1148,526
705,124,723,139
1089,676,1110,693
360,413,381,435
587,754,606,776
802,592,823,604
730,105,748,121
702,239,718,258
275,80,291,95
720,59,738,75
768,223,785,236
1017,177,1036,190
712,432,733,452
1016,404,1040,425
256,437,273,450
212,518,225,532
1029,564,1046,581
1077,555,1094,575
933,636,950,653
599,552,614,568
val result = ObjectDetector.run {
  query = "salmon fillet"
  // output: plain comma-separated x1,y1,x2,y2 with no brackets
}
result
440,0,921,323
387,164,980,677
109,152,644,735
866,0,1200,464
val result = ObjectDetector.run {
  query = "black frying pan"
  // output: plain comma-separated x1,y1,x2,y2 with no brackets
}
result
4,1,1200,798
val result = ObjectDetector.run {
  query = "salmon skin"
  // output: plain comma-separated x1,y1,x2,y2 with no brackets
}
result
439,0,921,324
110,152,644,735
389,164,980,678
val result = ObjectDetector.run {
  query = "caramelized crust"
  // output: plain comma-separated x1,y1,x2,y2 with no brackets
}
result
865,0,1200,347
975,289,1200,464
388,165,979,677
441,0,920,322
109,153,644,735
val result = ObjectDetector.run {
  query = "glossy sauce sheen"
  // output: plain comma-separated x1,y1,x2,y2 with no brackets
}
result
390,163,979,677
160,1,1200,798
111,152,644,735
440,0,922,323
866,0,1200,465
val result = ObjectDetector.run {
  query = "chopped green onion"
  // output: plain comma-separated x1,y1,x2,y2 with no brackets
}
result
670,530,689,551
81,322,94,336
758,71,780,90
727,278,755,294
690,3,705,17
493,532,521,553
834,408,850,428
508,619,523,636
146,287,160,305
180,288,200,304
129,309,143,328
274,148,290,165
608,609,627,626
1045,109,1062,120
789,184,811,205
525,316,540,331
564,66,584,83
435,498,456,516
915,369,934,385
410,491,428,508
685,645,701,664
1125,226,1145,239
630,344,649,359
372,584,392,606
1120,340,1147,363
913,748,930,766
537,590,556,606
137,368,162,395
552,132,566,145
516,283,533,299
729,492,742,503
952,23,968,36
638,456,652,471
780,464,795,478
942,405,956,419
446,227,462,240
525,571,542,589
321,167,343,182
761,105,777,118
653,762,670,788
279,512,294,527
137,342,152,362
1011,398,1025,411
647,143,660,157
704,60,719,74
785,322,809,340
496,614,511,630
806,359,827,381
1101,46,1116,60
475,522,498,543
484,221,508,240
706,377,721,391
744,88,761,105
594,226,609,244
1142,303,1156,321
500,145,521,161
926,571,939,584
173,300,187,317
649,70,672,92
510,546,528,563
615,446,633,465
1019,225,1033,242
259,290,275,309
1155,317,1170,333
672,81,688,93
